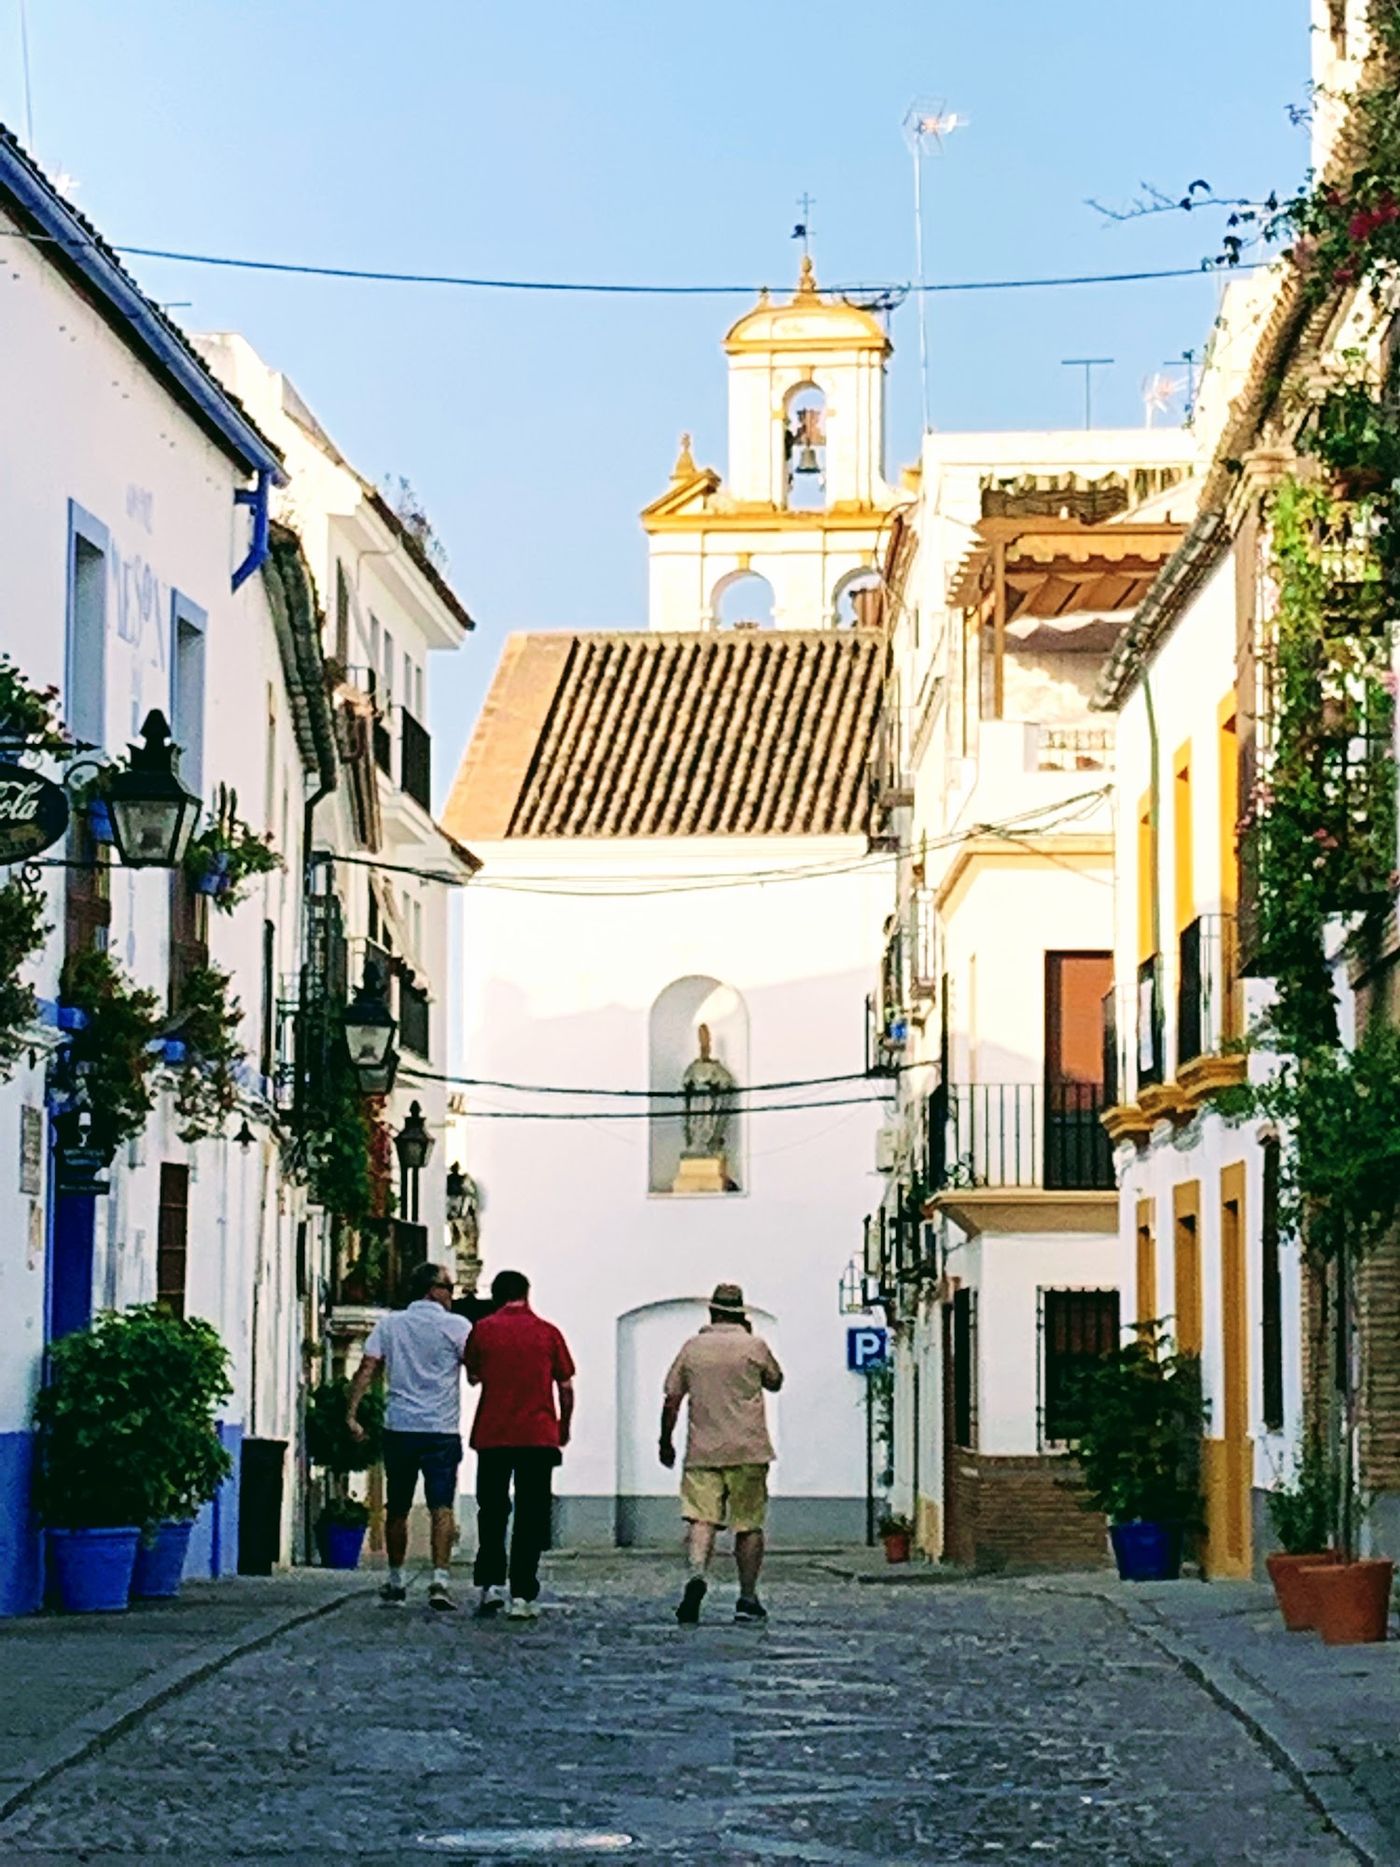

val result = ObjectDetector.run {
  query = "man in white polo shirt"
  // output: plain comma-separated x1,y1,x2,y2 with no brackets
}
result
345,1260,471,1611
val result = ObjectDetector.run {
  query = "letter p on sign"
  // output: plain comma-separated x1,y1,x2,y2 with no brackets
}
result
847,1326,889,1373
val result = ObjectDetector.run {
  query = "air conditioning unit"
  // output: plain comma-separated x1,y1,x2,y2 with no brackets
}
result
875,1123,901,1173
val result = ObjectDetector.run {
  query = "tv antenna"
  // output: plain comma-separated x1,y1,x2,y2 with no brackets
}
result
903,100,967,435
1061,357,1114,429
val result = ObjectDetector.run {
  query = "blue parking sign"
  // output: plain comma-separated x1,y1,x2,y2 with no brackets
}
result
847,1325,889,1373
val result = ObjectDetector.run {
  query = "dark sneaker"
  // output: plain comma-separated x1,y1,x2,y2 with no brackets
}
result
428,1581,458,1612
734,1596,768,1624
675,1576,707,1625
378,1581,407,1607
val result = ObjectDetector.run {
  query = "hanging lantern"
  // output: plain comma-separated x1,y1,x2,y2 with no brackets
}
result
343,959,397,1084
104,711,202,869
393,1099,435,1174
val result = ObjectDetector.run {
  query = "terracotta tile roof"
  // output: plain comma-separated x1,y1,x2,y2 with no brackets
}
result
442,630,881,841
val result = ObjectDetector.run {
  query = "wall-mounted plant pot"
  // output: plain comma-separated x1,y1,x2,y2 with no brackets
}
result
86,800,115,846
48,1525,139,1613
1266,1549,1338,1631
1305,1558,1395,1645
1109,1520,1183,1582
131,1518,194,1600
193,853,233,897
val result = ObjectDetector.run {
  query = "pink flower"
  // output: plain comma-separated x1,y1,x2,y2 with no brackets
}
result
1381,670,1399,697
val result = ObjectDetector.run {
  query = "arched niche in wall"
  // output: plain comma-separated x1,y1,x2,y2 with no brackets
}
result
648,975,747,1195
783,380,828,512
712,569,775,631
833,566,884,630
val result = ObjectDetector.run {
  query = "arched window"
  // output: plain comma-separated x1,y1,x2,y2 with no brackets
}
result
833,568,884,630
649,976,747,1194
711,570,774,631
784,381,827,512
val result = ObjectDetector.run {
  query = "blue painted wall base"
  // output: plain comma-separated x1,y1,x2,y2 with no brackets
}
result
0,1431,41,1617
185,1421,243,1580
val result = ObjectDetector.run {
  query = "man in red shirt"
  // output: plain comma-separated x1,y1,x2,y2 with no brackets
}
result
464,1269,575,1619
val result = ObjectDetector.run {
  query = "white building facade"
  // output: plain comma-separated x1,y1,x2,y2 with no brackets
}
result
446,267,894,1543
0,133,315,1610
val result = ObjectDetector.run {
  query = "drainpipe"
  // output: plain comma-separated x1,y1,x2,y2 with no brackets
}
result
232,469,273,593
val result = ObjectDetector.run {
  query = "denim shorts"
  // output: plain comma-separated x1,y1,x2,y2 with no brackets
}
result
383,1430,462,1515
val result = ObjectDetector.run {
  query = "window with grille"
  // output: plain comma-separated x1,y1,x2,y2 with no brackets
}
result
952,1287,977,1448
1040,1287,1120,1446
1261,1137,1284,1430
157,1163,190,1320
400,982,430,1059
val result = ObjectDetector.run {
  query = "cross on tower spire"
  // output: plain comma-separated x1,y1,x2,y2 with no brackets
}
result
792,193,816,258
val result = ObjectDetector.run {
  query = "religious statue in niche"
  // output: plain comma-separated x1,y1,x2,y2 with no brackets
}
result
674,1023,738,1195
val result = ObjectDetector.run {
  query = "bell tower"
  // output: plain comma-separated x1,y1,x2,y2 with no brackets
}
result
641,257,899,633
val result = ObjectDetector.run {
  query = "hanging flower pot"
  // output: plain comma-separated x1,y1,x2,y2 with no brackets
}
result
86,798,115,846
193,849,233,897
1304,1559,1395,1645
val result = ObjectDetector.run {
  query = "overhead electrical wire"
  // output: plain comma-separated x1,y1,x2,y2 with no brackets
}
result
398,1082,895,1120
0,228,1257,300
398,1060,930,1099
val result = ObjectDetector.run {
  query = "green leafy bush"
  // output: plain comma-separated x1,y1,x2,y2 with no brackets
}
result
305,1376,384,1485
58,949,161,1156
1266,1440,1335,1555
169,963,246,1143
0,880,49,1080
1063,1329,1205,1529
34,1307,232,1530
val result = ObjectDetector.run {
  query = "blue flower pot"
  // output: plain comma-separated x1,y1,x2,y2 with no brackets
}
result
48,1526,140,1613
1109,1520,1184,1582
194,851,232,897
318,1520,367,1570
131,1519,194,1599
86,800,115,846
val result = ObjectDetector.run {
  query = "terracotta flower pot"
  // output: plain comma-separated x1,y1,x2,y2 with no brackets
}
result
1266,1549,1339,1631
882,1531,911,1565
1303,1558,1395,1646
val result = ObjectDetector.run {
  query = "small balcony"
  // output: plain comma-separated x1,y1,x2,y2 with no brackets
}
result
334,1216,430,1309
400,708,432,813
865,991,907,1078
1034,725,1113,773
1176,911,1247,1103
925,1081,1116,1236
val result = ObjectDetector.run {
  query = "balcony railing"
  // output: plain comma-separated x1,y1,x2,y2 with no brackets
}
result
335,1216,430,1309
1035,726,1113,773
1136,955,1164,1089
1177,912,1239,1069
865,991,906,1078
1101,985,1119,1109
927,1081,1114,1193
400,708,432,813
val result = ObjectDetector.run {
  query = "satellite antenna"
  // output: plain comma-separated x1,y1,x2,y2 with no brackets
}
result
903,100,967,434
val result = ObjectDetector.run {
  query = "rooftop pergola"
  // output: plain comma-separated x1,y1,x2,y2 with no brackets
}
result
948,518,1185,718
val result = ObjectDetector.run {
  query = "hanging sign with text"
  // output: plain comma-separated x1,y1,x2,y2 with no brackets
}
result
0,763,69,862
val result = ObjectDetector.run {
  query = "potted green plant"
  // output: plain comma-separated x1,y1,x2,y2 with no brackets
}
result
305,1375,384,1569
129,1313,234,1600
1063,1328,1204,1582
166,964,246,1144
0,878,49,1082
56,949,162,1163
34,1308,225,1612
1263,1440,1338,1631
183,785,282,913
878,1509,913,1565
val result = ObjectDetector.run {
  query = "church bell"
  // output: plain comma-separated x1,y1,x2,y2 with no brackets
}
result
793,444,821,476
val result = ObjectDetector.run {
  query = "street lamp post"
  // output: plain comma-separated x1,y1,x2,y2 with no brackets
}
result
393,1099,434,1223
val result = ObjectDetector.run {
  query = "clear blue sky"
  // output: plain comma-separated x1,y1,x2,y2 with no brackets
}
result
4,2,1308,792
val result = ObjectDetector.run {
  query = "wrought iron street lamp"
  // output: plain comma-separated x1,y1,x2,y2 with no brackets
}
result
103,710,202,869
394,1098,434,1221
343,959,396,1090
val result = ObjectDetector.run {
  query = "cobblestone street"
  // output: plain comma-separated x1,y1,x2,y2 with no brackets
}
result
0,1558,1360,1865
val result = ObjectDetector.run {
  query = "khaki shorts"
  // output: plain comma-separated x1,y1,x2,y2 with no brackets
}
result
680,1464,769,1532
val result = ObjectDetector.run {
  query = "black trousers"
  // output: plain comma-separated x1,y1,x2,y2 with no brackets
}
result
473,1447,556,1601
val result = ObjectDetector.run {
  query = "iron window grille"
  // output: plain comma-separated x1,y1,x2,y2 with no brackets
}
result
1037,1286,1121,1449
952,1286,978,1449
1136,955,1164,1088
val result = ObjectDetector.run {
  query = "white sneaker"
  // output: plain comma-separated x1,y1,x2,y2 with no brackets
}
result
506,1595,540,1620
476,1583,509,1618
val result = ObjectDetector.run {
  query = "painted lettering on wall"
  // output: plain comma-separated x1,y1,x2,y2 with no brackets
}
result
124,485,154,534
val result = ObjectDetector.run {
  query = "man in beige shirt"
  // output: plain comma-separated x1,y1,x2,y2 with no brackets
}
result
659,1282,784,1625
